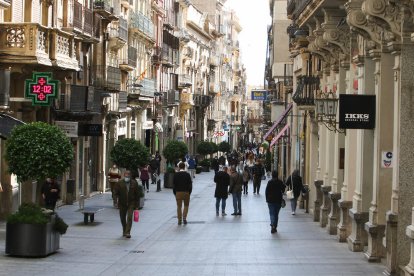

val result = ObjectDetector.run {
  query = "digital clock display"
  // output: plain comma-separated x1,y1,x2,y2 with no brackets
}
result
25,72,59,106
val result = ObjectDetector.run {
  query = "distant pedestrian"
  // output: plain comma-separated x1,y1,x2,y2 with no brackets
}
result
252,159,265,194
149,155,158,184
188,156,196,179
285,169,303,215
229,166,243,215
139,164,151,193
265,171,286,233
214,166,230,216
173,162,193,225
242,166,250,195
114,170,143,238
211,156,219,174
177,157,189,171
41,178,60,211
108,164,122,208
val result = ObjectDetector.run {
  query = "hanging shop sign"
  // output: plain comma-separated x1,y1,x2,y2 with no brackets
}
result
251,90,267,101
339,94,376,129
55,121,78,138
25,72,59,106
78,124,103,136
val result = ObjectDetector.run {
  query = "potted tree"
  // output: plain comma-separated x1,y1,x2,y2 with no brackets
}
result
110,138,148,208
162,140,188,188
218,141,231,154
4,122,73,257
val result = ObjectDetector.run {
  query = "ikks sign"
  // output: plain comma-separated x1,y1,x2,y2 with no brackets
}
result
251,90,267,101
339,94,376,129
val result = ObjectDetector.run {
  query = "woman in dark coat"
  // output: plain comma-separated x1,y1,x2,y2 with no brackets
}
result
265,171,286,233
285,169,303,215
214,166,230,216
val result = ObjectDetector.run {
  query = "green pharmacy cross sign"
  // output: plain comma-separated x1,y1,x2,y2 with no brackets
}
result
25,72,59,106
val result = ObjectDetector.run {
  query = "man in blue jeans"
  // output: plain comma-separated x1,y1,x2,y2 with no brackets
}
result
229,166,243,215
265,170,286,233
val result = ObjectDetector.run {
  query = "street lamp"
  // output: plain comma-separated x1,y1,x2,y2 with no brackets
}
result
314,90,344,133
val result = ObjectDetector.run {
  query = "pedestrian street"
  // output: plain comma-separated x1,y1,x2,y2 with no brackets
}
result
0,171,385,276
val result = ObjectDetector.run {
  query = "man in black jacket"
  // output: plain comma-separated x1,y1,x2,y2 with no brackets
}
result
214,166,230,216
265,170,286,233
173,162,193,225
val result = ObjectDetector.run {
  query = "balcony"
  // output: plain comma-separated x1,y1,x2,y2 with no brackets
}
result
139,78,156,97
152,46,162,64
161,44,173,67
119,46,137,71
194,95,211,107
108,18,128,50
162,90,179,106
93,0,117,20
292,75,319,109
0,23,79,70
129,11,155,42
178,74,192,88
180,92,194,110
209,82,220,94
209,54,220,67
72,2,94,39
91,65,121,91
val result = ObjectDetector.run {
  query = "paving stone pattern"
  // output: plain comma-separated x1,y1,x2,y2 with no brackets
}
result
0,171,385,276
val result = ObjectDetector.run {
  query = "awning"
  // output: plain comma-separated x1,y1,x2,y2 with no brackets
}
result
263,103,293,140
0,114,25,139
270,124,290,147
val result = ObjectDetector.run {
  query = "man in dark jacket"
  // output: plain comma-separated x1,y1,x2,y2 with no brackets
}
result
214,166,230,216
285,169,303,215
265,171,286,233
252,160,265,194
229,166,243,215
41,178,60,211
114,170,144,238
173,162,193,225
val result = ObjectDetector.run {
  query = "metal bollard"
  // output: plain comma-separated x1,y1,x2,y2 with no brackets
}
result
79,194,85,210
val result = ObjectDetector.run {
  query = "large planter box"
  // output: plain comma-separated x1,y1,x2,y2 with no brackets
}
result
164,172,174,188
202,166,210,172
6,221,60,257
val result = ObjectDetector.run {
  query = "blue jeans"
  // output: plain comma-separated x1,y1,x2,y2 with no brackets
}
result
216,197,226,213
291,197,298,212
232,192,242,214
268,203,282,227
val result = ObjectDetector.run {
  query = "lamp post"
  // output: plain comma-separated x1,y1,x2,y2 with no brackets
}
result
314,90,344,133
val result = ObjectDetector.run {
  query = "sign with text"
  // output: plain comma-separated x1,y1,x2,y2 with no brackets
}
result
25,72,59,106
78,124,102,136
339,94,376,129
251,90,267,101
55,121,78,138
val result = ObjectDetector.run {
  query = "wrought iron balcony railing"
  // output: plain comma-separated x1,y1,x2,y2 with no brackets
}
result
91,65,121,91
129,11,155,41
292,76,319,106
139,78,156,97
178,74,192,88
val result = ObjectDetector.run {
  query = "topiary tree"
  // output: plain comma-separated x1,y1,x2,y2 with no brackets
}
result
5,122,74,183
218,141,231,153
197,141,212,158
209,142,218,157
163,140,188,165
110,138,150,177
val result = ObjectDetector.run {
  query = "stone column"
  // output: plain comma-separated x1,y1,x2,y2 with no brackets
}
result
404,207,414,275
314,122,326,222
337,46,357,242
314,180,323,222
364,50,393,262
384,40,414,275
347,43,375,252
308,118,319,216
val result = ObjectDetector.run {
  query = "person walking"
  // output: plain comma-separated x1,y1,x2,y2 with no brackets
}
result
173,162,193,225
242,166,250,195
41,178,60,211
214,166,230,216
139,163,151,193
108,164,122,208
188,156,196,179
285,169,304,215
252,159,265,194
211,156,219,174
265,171,286,233
229,166,243,215
114,170,143,238
149,155,158,184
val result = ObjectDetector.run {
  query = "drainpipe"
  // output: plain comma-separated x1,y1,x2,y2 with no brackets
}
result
0,68,10,110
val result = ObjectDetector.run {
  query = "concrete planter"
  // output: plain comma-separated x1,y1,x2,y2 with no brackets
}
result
6,221,60,257
164,172,174,188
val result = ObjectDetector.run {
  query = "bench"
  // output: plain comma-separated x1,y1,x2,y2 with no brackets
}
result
81,207,103,225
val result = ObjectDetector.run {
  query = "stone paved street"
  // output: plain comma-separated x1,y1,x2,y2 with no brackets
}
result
0,171,385,276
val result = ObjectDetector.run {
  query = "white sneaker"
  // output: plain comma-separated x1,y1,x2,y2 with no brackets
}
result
291,211,295,215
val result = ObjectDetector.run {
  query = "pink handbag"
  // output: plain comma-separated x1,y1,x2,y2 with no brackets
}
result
133,210,140,222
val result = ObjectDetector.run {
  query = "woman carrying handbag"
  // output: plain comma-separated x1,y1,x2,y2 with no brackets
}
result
285,169,303,215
